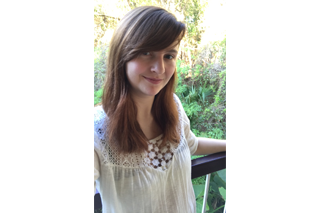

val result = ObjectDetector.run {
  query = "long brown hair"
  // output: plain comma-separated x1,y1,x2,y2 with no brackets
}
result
102,6,186,154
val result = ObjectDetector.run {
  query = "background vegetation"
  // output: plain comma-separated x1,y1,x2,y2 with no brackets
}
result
94,0,226,212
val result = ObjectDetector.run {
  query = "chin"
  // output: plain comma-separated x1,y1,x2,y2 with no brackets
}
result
145,91,161,97
143,88,163,96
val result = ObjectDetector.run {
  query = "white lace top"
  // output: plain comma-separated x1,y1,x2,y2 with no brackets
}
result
94,94,199,213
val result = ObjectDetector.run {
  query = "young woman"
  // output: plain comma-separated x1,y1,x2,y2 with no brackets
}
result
94,6,226,213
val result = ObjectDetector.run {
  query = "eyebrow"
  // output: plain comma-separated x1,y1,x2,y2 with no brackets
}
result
166,49,178,54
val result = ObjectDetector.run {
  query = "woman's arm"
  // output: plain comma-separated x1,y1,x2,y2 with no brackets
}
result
193,137,226,155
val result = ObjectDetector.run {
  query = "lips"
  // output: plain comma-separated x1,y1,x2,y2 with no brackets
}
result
143,76,162,84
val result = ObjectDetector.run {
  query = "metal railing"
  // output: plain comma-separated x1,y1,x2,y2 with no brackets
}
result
94,151,226,212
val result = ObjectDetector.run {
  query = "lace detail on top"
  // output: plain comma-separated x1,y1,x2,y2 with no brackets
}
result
94,94,184,171
145,134,176,171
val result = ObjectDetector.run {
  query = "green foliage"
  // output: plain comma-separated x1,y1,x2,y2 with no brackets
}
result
183,101,202,121
177,0,207,48
218,38,226,69
212,205,225,213
216,168,226,182
193,184,205,198
193,184,209,213
94,46,107,92
210,38,226,70
93,45,107,105
192,169,226,213
176,36,226,212
94,88,103,105
176,51,226,140
218,187,226,201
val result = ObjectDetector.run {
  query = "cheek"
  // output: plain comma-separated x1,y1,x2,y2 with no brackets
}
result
125,62,135,87
126,61,135,76
126,60,145,76
126,61,138,82
166,65,176,79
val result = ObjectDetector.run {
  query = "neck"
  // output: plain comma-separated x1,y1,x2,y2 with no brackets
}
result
130,93,155,120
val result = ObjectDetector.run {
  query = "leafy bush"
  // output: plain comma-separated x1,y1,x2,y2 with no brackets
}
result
178,38,226,212
94,46,108,91
192,169,226,213
94,88,103,106
176,60,226,139
191,154,226,213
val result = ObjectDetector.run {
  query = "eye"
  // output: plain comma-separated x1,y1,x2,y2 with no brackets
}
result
164,54,174,60
142,52,150,56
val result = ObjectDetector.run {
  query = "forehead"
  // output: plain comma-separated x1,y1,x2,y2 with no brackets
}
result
167,40,180,49
161,41,180,52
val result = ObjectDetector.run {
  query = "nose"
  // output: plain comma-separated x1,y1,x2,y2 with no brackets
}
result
150,57,165,74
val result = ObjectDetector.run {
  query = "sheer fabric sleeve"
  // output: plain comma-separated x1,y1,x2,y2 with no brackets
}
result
174,94,199,155
94,149,100,195
181,106,199,155
94,106,103,195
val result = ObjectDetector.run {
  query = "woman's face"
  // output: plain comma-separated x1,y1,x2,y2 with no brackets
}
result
126,44,179,98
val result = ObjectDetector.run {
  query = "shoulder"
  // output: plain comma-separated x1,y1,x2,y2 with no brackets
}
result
172,93,182,109
172,93,189,124
94,105,108,140
94,105,106,126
